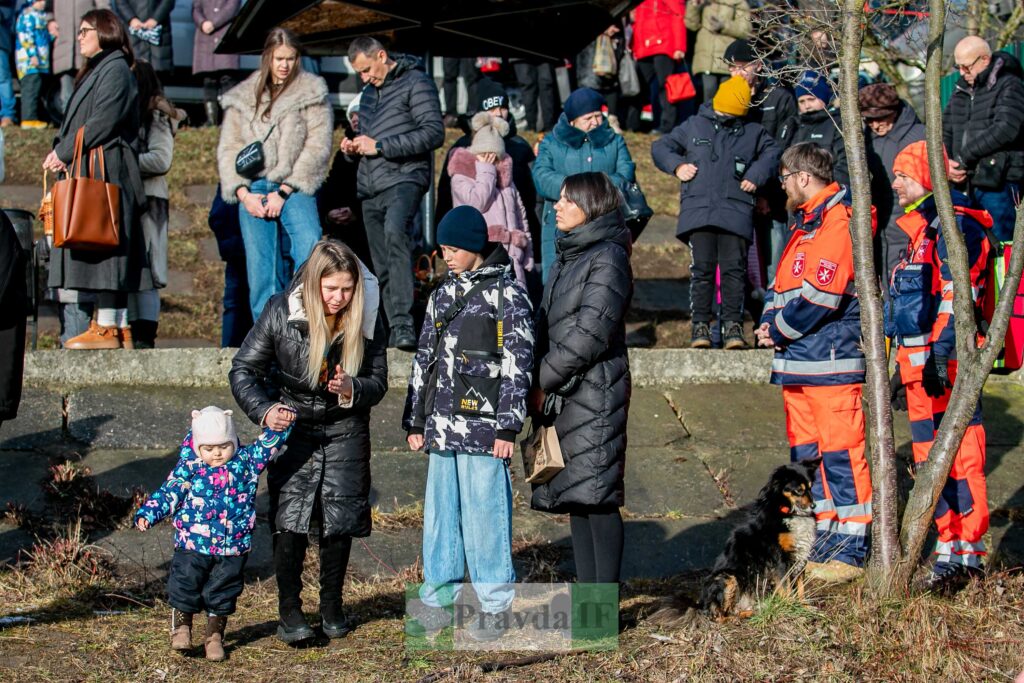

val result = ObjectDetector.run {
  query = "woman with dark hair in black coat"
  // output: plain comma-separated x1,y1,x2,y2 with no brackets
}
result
530,171,633,585
43,8,145,349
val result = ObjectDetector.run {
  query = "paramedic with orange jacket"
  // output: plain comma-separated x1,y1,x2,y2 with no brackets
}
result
756,142,873,579
888,140,991,592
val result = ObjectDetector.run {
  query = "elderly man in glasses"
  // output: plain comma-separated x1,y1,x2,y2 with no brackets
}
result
943,35,1024,243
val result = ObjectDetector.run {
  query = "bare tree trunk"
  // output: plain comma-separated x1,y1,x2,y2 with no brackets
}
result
889,0,1024,592
838,0,900,585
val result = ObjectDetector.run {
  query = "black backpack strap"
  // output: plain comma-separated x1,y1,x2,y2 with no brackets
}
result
431,276,502,359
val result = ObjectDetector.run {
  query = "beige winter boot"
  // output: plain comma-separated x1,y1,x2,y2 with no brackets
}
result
170,609,193,651
204,615,227,661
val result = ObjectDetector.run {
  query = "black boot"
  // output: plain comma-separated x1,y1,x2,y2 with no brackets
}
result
274,532,315,643
130,319,158,349
203,100,220,127
319,535,353,638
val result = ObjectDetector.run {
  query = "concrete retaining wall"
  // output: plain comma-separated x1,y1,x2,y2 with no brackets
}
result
21,347,1023,388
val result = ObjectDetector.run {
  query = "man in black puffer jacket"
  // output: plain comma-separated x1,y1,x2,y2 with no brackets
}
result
343,37,445,350
944,36,1024,243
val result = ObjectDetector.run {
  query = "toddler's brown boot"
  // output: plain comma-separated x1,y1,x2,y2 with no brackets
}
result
205,615,227,661
170,609,193,651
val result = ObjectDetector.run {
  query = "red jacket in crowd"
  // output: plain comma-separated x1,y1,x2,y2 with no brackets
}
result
632,0,687,61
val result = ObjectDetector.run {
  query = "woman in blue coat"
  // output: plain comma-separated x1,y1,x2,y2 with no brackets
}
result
532,88,635,281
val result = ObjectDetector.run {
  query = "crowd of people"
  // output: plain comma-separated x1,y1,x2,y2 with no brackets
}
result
1,0,1021,661
1,0,239,129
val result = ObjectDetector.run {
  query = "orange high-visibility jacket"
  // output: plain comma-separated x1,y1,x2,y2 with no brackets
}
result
891,192,992,382
762,183,876,386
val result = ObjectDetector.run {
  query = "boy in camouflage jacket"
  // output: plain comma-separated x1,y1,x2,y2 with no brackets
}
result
403,206,534,641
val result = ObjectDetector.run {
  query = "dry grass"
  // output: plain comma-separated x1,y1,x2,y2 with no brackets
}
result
1,457,1022,681
372,499,425,531
2,543,1023,682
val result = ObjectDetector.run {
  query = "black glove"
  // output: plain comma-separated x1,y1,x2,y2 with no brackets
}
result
922,353,952,399
890,371,907,412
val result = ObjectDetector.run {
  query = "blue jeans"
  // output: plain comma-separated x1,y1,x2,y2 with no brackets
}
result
0,50,15,120
973,182,1020,243
420,450,515,614
237,179,322,318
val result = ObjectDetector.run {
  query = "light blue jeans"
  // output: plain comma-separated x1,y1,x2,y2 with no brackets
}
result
419,450,515,614
237,178,322,318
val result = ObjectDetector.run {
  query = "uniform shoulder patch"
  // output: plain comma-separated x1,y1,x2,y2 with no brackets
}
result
816,258,838,286
792,252,806,277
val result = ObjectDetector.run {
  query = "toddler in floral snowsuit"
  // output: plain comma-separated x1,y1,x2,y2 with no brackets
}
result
135,406,291,661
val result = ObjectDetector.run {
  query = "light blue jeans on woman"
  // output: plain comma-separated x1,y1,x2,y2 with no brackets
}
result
237,178,321,318
419,450,515,614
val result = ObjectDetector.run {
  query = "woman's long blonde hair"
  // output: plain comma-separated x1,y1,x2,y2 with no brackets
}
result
297,240,366,388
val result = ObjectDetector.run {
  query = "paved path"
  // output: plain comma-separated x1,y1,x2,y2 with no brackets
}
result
2,383,1023,585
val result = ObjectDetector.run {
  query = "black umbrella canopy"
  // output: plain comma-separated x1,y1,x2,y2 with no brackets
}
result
218,0,637,60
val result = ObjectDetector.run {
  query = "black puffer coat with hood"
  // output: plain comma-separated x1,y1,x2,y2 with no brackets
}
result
230,267,388,538
530,210,633,513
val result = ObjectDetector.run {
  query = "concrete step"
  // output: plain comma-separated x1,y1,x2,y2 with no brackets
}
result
0,184,43,213
168,209,191,234
183,184,217,207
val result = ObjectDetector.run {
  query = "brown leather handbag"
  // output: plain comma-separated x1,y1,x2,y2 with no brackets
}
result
52,127,121,251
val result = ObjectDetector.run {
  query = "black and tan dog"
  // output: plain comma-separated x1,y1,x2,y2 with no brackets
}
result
700,459,819,618
648,460,820,626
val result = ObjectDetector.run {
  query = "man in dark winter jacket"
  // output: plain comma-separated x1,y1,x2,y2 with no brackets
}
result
436,79,540,261
724,39,797,281
944,36,1024,243
652,74,780,349
860,83,925,277
783,71,848,187
344,37,445,350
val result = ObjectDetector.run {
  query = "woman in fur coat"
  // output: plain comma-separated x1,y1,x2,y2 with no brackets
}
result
449,111,535,289
217,27,333,318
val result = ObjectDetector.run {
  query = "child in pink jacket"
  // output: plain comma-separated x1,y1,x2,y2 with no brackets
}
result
448,112,535,286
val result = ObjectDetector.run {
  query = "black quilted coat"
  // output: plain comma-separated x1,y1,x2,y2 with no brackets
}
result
531,210,633,513
355,54,445,198
230,292,389,538
942,51,1024,182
